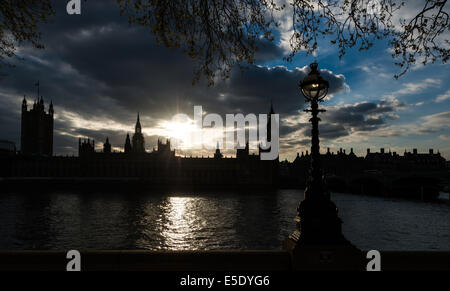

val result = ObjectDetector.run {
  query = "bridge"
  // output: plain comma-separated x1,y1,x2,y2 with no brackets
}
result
325,169,450,200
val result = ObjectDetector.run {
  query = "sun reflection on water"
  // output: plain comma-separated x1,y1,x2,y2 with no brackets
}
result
161,197,206,250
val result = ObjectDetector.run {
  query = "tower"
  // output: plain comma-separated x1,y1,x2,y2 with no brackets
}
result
132,113,145,153
214,141,223,159
103,137,111,153
155,138,175,158
20,91,54,156
124,133,132,153
78,138,95,157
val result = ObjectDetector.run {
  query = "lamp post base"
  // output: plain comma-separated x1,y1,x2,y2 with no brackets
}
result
291,198,351,245
283,196,363,270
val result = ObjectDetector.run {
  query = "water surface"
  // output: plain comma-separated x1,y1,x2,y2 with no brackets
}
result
0,190,448,250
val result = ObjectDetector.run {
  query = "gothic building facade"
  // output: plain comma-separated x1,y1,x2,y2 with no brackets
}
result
21,96,53,156
11,101,279,188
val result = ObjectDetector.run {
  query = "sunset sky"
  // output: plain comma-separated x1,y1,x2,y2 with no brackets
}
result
0,0,449,161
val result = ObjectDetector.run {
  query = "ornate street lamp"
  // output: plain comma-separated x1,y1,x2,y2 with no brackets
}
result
286,62,351,246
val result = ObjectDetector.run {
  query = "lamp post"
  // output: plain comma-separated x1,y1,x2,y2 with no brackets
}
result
286,62,350,246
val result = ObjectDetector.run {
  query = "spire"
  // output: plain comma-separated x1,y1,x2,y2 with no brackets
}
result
214,140,223,159
22,95,27,111
124,133,132,153
104,137,111,153
269,100,274,115
135,112,142,133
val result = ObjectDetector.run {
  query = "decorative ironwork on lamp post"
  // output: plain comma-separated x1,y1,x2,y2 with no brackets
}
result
288,62,350,245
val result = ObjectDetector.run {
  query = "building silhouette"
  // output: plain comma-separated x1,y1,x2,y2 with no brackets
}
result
12,100,277,188
78,138,95,157
20,96,53,156
132,113,145,153
103,138,111,153
279,146,447,199
124,133,132,153
214,142,223,159
2,98,447,197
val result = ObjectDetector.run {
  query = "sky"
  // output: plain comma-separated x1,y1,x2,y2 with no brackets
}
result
0,0,449,161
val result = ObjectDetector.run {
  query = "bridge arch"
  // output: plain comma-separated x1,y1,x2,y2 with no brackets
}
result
348,176,385,195
391,176,442,200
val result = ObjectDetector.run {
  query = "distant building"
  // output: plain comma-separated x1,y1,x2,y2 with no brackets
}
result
21,96,53,156
214,142,223,159
155,138,175,158
124,133,132,153
5,102,279,188
132,113,145,153
78,138,95,157
365,148,446,170
3,99,448,196
103,137,111,153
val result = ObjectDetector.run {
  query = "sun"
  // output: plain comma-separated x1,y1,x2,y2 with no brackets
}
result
160,118,198,142
158,115,224,150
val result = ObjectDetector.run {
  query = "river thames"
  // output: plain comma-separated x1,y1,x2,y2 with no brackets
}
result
0,190,448,251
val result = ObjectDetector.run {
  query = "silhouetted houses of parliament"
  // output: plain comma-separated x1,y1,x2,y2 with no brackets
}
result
74,111,278,188
1,98,447,194
7,102,279,189
78,114,176,159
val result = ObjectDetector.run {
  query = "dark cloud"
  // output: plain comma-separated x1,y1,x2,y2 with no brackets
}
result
253,38,286,62
294,122,349,139
281,138,311,147
322,99,401,131
279,98,406,150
